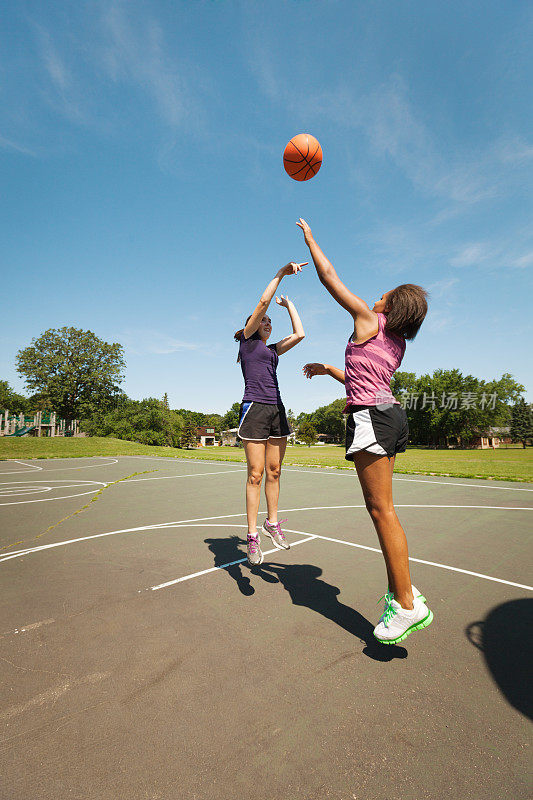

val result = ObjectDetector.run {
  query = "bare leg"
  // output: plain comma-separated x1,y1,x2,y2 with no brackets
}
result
264,436,287,524
242,440,266,534
353,450,414,610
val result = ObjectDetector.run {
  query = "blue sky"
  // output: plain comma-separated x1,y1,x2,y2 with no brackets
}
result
1,0,532,415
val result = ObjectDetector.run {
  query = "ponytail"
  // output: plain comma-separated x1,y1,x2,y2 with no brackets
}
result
234,315,253,362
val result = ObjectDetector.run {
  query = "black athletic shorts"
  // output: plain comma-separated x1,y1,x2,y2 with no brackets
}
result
345,403,408,460
238,401,291,441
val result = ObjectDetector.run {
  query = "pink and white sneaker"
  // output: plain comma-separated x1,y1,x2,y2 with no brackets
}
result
246,534,263,566
262,518,290,550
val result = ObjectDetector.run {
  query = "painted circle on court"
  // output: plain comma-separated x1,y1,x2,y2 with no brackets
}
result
0,486,53,497
0,479,106,505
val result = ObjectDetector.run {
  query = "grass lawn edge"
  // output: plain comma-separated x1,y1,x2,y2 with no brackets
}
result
0,438,532,484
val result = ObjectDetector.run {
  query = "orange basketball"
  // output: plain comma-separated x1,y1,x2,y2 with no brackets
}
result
283,133,322,181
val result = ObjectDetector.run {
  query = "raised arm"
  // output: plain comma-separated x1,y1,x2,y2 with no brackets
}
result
274,295,305,355
244,262,307,339
296,218,376,325
303,362,345,385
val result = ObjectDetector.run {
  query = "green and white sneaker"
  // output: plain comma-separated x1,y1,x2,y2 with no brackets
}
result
373,586,433,645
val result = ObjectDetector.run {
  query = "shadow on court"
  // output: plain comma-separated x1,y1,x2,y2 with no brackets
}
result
466,598,533,720
205,534,407,662
204,534,256,596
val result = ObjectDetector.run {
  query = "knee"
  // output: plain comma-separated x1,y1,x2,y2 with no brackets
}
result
247,468,264,486
265,464,281,481
364,495,394,521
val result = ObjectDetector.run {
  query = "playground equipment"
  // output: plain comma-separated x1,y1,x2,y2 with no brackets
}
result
1,410,79,437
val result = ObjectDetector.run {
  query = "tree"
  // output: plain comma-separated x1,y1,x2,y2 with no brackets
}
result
298,420,317,447
296,399,345,443
181,420,198,449
16,327,125,421
0,380,28,413
82,397,184,447
206,414,223,433
287,408,297,432
162,393,169,409
510,399,533,448
221,402,241,430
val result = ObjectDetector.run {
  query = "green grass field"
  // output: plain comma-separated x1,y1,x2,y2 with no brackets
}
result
1,436,532,482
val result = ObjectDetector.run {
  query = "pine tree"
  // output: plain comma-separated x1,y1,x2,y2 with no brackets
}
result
181,420,198,449
162,392,169,409
510,398,533,448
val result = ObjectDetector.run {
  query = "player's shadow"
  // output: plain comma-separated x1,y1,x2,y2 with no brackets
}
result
466,598,532,720
204,534,264,597
257,561,407,662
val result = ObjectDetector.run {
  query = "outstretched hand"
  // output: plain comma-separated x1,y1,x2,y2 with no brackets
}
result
275,294,291,309
296,218,314,246
277,261,307,278
303,362,327,379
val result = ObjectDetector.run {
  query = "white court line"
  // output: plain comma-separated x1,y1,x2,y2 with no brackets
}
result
282,467,533,492
0,457,119,475
0,469,243,507
0,460,42,475
392,476,533,492
150,532,317,591
123,469,244,483
0,480,106,506
2,501,531,562
120,456,533,492
147,523,533,594
280,529,533,593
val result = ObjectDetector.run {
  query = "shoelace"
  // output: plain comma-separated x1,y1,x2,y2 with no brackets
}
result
272,519,287,539
377,591,397,627
247,536,260,554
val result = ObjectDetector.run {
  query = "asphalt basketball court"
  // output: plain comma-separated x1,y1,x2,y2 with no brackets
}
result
1,455,531,800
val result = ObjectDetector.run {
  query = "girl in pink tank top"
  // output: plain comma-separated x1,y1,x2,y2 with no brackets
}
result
297,218,433,647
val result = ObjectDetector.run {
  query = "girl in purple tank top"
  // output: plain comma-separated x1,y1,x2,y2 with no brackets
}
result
233,261,307,567
297,218,433,646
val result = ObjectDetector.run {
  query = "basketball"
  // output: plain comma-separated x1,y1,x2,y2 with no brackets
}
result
283,133,323,181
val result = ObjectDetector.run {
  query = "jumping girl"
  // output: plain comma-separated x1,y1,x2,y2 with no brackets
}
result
297,218,432,645
234,262,306,567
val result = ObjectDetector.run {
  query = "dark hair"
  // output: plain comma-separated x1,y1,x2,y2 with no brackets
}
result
234,315,262,362
234,315,252,343
384,284,428,341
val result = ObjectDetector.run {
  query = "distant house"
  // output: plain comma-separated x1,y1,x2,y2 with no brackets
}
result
221,428,238,446
471,426,512,449
196,426,217,447
316,432,336,444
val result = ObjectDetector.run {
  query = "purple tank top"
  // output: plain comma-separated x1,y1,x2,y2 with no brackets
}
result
344,313,406,408
239,332,282,404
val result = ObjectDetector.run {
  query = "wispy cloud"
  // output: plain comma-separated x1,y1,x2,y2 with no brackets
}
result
309,76,494,206
0,134,36,157
498,137,533,164
33,23,91,125
118,330,201,356
40,30,69,92
100,3,197,130
513,252,533,269
427,277,459,298
425,310,452,334
450,243,494,268
450,239,533,270
14,3,207,154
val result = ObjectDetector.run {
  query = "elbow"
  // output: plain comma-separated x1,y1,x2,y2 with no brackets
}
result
296,332,305,342
319,270,333,288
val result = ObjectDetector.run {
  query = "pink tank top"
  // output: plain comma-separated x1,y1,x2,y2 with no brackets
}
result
344,313,406,408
